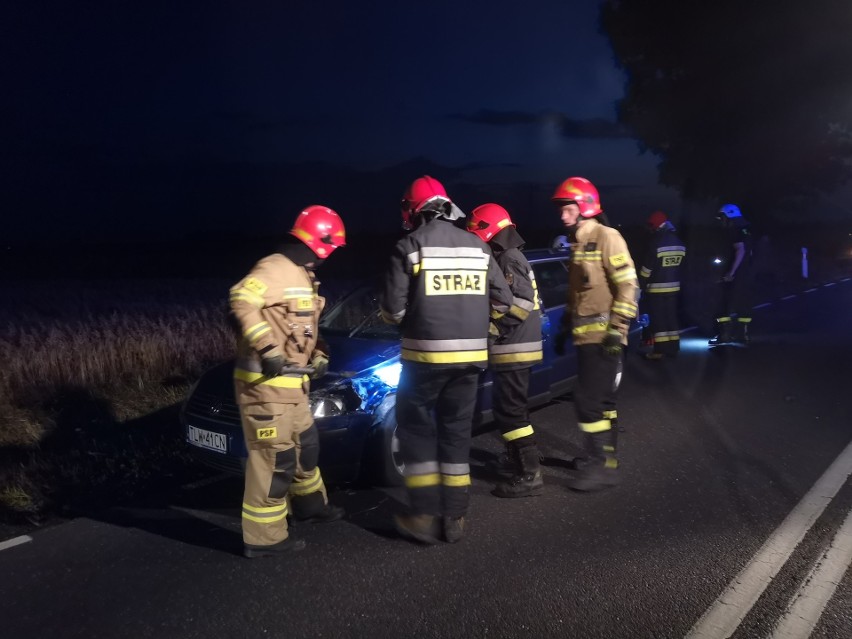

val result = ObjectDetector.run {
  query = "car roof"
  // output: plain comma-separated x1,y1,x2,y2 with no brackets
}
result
523,247,571,263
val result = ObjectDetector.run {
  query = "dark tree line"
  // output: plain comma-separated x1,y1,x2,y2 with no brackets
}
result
601,0,852,223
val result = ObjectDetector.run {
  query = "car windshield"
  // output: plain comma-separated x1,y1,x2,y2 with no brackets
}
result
320,286,400,339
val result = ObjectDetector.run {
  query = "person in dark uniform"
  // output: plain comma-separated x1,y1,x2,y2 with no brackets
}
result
467,203,544,498
710,203,754,345
380,176,512,544
638,211,686,359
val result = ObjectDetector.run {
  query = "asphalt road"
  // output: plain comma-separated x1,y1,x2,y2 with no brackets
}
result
1,277,851,639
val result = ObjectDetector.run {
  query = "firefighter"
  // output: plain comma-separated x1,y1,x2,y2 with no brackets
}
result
380,176,512,544
552,177,639,492
638,211,686,359
229,205,346,558
710,203,755,345
466,203,544,498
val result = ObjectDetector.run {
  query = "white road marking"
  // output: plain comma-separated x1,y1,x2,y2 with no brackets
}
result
753,302,772,310
804,288,818,293
686,440,852,639
822,282,836,288
782,295,798,301
771,506,852,639
0,535,33,552
840,278,850,283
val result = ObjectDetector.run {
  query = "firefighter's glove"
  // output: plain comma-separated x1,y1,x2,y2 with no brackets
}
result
310,353,329,379
601,328,624,356
260,353,286,378
554,329,570,356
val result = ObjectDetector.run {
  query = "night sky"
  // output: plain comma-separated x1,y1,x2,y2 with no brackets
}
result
4,1,680,243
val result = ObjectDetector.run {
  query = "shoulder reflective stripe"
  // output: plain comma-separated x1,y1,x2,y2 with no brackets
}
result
640,267,652,278
401,338,489,351
234,369,307,388
579,419,612,433
406,250,421,266
412,263,421,275
401,349,488,364
442,474,471,487
282,287,314,298
404,473,441,488
503,425,535,441
420,256,489,270
406,461,441,475
602,410,618,420
420,246,488,258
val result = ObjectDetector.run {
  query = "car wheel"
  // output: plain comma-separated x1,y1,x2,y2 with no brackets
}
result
369,407,405,487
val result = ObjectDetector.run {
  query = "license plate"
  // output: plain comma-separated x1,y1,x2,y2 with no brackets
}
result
187,426,228,454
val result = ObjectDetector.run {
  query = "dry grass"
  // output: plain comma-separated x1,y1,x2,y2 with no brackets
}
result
0,278,237,516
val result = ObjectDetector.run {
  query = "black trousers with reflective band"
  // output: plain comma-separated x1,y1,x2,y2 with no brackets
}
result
396,364,479,518
574,344,622,431
644,292,681,356
492,367,536,447
715,271,754,321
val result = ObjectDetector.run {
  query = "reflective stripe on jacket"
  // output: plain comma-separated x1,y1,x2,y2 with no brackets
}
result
639,227,685,294
489,246,543,371
380,218,512,367
564,219,639,346
229,253,325,404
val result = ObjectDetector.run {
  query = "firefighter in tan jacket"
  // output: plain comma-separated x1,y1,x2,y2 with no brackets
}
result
552,177,639,492
229,205,346,558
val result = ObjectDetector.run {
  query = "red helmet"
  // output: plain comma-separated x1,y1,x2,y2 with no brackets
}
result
647,210,668,230
551,176,602,218
400,175,464,230
290,205,346,259
467,203,515,242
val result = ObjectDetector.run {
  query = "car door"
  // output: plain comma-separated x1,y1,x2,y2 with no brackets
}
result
530,256,576,399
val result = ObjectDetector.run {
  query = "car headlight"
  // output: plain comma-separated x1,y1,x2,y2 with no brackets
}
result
310,395,346,418
372,361,402,387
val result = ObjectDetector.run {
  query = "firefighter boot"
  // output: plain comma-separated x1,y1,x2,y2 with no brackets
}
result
488,444,521,478
243,536,306,559
565,432,620,492
290,492,345,524
394,514,441,545
492,444,544,498
709,320,733,346
443,516,465,543
734,320,751,345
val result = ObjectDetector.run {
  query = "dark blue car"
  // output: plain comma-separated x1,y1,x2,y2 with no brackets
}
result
181,248,577,486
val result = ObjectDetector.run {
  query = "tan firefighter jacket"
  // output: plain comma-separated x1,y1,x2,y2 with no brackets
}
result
563,218,639,346
229,253,326,404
